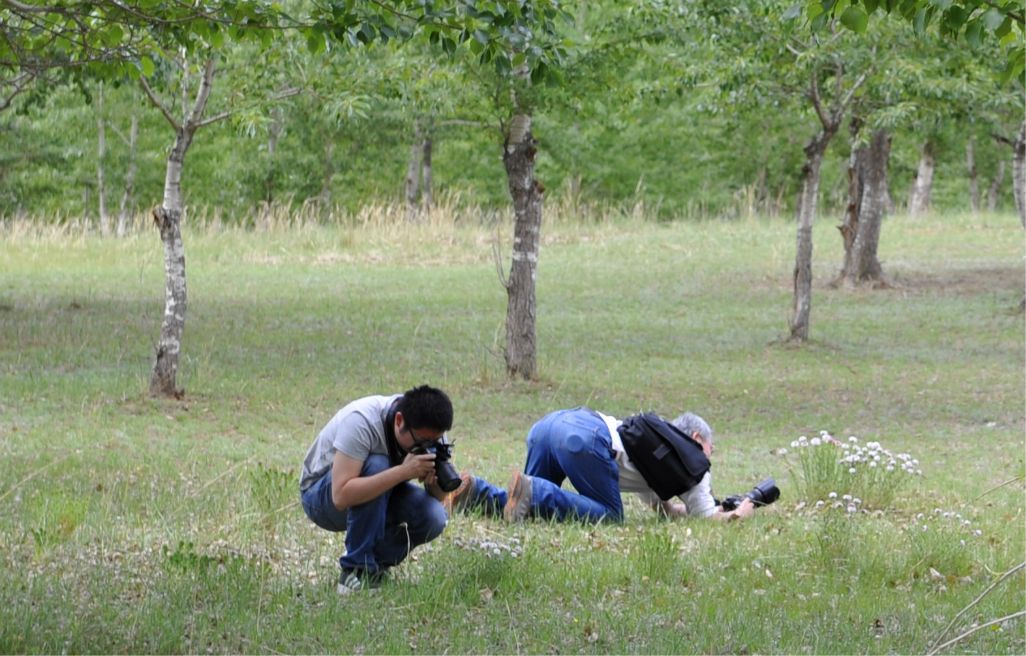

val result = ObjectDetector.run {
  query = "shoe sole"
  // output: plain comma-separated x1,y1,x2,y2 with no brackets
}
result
503,471,531,522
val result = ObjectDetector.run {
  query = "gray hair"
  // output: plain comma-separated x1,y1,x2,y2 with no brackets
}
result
672,412,713,445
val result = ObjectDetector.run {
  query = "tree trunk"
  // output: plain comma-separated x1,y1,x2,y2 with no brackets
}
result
318,139,334,207
260,107,283,229
116,114,138,237
908,140,934,216
95,84,111,235
404,121,422,223
1013,121,1025,229
987,160,1005,212
967,136,980,214
421,134,433,213
837,117,865,273
150,128,193,397
503,111,543,379
145,58,216,398
789,134,829,342
839,129,891,287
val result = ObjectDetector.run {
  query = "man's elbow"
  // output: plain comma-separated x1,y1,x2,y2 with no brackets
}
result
331,489,348,511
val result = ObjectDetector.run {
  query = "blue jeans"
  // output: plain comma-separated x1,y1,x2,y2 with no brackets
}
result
300,454,448,574
470,408,623,523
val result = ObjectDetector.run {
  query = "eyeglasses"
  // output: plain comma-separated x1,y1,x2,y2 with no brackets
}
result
405,425,439,450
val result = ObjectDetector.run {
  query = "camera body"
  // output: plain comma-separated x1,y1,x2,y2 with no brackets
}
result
719,478,780,511
410,441,462,492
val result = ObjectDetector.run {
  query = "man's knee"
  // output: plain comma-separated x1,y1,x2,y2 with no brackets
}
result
419,500,448,542
361,454,391,476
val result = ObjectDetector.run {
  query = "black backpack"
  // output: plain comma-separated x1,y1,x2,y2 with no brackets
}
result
617,413,711,500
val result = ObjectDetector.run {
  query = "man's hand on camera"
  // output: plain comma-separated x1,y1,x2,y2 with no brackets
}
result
402,451,436,481
730,498,755,520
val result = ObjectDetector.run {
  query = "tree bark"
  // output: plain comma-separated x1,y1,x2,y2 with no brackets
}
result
967,136,980,214
421,133,433,213
404,121,422,223
1013,121,1025,229
116,114,138,237
95,84,111,235
789,135,829,342
143,58,217,398
838,128,891,287
987,160,1005,212
318,139,334,207
259,107,283,230
503,111,543,379
908,140,934,217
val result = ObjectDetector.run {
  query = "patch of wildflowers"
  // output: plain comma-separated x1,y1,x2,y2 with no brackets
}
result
781,431,920,510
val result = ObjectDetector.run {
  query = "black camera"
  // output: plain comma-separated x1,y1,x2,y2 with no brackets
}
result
719,478,780,511
410,441,461,492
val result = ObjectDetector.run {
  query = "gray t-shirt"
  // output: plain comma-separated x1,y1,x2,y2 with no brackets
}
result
299,394,400,491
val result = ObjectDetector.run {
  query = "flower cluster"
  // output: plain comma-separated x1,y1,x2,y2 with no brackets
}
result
451,535,523,558
812,492,864,514
910,508,984,542
783,431,921,510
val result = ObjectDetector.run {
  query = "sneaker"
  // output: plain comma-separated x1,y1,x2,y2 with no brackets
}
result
503,471,533,523
443,472,476,515
337,568,387,595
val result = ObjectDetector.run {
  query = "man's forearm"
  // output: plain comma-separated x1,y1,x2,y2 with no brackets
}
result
333,465,411,509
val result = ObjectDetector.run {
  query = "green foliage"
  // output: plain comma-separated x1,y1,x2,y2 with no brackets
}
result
812,0,1026,82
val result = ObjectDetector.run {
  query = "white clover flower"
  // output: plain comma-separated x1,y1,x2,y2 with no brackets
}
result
842,494,852,502
848,436,858,443
828,492,838,499
852,498,861,505
885,465,894,472
810,437,822,446
869,461,877,468
779,447,788,455
916,513,925,520
934,508,942,514
849,467,857,474
922,524,929,532
961,520,971,526
815,500,825,508
915,470,922,476
846,504,857,514
790,440,799,448
974,529,982,536
798,436,808,444
833,502,843,509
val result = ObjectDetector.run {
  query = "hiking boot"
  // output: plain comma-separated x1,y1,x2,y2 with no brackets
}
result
443,472,476,515
503,471,533,523
337,568,387,595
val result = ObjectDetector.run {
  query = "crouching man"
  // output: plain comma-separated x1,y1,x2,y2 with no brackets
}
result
448,408,756,523
300,385,454,594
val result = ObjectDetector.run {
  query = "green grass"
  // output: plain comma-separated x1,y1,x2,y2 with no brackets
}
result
1,210,1023,654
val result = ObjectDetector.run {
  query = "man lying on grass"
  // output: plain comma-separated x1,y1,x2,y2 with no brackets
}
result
447,407,756,523
299,385,455,594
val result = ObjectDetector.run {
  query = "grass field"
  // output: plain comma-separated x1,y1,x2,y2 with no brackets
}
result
1,208,1024,654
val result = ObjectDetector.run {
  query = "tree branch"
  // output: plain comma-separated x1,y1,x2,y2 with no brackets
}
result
810,69,829,129
927,610,1026,655
138,75,181,130
926,561,1026,654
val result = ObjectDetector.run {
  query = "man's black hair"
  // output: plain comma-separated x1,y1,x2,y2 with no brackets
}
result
396,385,453,432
